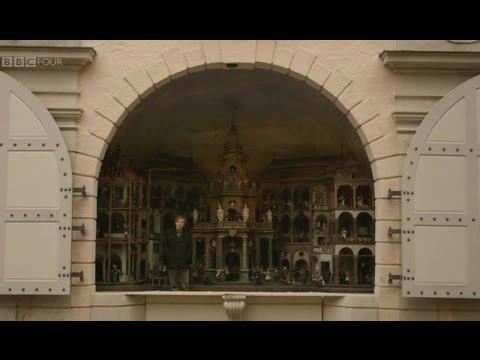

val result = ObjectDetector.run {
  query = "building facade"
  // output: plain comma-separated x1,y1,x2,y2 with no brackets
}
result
1,40,480,320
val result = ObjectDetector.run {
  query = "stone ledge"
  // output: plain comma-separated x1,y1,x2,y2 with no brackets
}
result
380,50,480,75
392,111,427,134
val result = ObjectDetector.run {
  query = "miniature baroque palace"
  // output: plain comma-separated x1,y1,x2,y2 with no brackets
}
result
95,122,375,290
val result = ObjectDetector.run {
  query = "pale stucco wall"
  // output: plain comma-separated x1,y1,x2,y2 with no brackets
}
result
1,40,480,320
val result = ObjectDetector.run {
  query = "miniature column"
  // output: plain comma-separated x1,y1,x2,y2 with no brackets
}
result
268,237,273,268
204,239,210,268
333,255,340,284
353,255,358,285
352,216,357,241
192,238,197,267
242,237,248,269
217,237,223,268
255,239,260,267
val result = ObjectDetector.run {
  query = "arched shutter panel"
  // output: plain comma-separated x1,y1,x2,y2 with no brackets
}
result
0,71,72,295
402,74,480,299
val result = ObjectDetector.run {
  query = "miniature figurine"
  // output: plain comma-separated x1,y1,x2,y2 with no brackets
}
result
266,209,273,223
217,202,224,222
338,194,346,207
265,268,272,281
356,194,365,207
192,208,199,224
340,227,348,240
111,264,122,283
242,203,250,222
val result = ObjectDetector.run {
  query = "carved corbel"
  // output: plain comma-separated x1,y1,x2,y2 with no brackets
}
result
222,294,246,321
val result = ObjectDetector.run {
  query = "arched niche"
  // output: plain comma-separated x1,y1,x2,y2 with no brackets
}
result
293,212,310,242
337,185,353,209
355,185,372,209
338,212,354,239
356,212,374,242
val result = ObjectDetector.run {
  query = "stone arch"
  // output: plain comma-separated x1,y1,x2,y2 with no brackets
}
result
82,41,386,279
88,41,382,183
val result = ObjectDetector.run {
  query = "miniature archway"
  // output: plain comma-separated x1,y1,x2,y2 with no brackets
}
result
357,248,374,285
338,247,354,284
338,212,354,238
356,212,374,241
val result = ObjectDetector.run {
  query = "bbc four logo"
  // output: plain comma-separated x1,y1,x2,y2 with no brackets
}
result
0,56,63,67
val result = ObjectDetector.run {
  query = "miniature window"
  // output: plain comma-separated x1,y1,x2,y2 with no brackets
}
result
355,185,372,208
337,185,353,208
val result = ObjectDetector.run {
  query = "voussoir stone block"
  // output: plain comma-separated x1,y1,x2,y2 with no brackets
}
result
201,40,222,68
350,98,379,127
321,68,351,102
368,133,407,161
88,115,117,144
305,60,331,90
289,47,315,80
76,131,108,160
162,47,188,79
114,82,140,110
359,115,391,145
184,45,206,73
73,153,102,178
124,67,155,99
220,40,256,66
272,45,295,74
95,95,127,126
145,60,171,87
255,40,276,69
336,83,363,115
372,155,404,181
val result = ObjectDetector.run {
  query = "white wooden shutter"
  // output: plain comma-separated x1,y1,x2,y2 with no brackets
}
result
0,71,72,295
402,74,480,299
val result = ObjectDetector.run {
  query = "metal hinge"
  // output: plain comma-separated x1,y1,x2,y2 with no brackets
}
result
388,227,402,237
71,270,84,282
388,273,402,284
388,189,402,199
72,223,86,235
72,185,87,197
